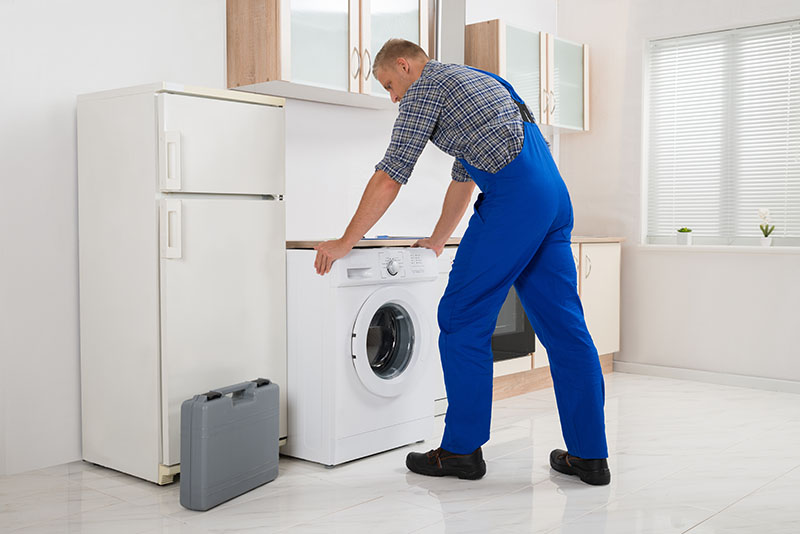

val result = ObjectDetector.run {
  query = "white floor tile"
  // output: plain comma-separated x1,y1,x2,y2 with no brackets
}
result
2,373,799,534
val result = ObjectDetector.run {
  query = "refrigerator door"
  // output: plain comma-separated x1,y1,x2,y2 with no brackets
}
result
158,93,285,195
158,197,287,466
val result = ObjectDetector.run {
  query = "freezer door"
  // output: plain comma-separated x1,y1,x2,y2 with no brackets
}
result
158,93,284,195
158,198,287,466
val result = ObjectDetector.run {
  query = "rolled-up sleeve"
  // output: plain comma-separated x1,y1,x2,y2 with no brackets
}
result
451,160,472,182
375,83,443,185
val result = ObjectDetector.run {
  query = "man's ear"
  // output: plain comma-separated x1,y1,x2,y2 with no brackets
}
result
397,57,409,73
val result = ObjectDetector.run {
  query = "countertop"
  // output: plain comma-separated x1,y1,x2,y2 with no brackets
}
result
286,236,625,249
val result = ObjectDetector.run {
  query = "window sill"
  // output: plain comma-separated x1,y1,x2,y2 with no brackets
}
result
637,244,800,255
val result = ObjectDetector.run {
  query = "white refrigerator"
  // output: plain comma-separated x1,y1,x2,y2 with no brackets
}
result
77,83,287,484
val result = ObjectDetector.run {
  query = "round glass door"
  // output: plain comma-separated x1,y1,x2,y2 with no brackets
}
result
365,302,415,380
351,287,429,397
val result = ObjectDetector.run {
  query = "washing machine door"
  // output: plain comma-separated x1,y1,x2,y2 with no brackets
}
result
351,286,429,398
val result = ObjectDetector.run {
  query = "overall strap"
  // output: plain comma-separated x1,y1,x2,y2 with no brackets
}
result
466,66,536,123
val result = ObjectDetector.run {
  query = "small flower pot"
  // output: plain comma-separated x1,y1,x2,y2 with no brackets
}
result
760,237,773,247
676,232,692,245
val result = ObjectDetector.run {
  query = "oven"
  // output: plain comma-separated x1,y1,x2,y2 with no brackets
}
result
491,286,535,361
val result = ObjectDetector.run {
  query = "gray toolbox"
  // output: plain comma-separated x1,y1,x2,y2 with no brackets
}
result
180,378,279,511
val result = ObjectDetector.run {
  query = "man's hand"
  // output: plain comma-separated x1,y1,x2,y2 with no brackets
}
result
418,180,475,257
314,170,401,275
314,238,354,275
412,238,445,257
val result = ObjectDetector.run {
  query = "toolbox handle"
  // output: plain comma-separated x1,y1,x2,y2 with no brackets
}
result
204,378,272,402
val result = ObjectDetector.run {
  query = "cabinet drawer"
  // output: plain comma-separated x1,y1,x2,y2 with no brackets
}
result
158,94,284,195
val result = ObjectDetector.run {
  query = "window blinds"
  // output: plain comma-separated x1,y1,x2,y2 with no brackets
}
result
646,20,800,245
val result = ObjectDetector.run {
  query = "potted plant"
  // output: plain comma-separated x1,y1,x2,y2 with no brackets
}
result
758,208,775,246
676,227,692,245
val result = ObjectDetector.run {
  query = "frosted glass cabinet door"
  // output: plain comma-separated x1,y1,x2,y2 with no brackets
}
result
551,37,585,130
366,0,427,96
290,0,352,91
505,25,542,123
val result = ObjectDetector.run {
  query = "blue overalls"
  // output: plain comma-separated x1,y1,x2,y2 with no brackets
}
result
438,69,609,460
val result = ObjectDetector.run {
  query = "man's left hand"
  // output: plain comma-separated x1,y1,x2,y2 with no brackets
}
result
314,238,354,275
412,238,445,257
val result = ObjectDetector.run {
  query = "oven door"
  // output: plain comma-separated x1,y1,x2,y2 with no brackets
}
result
492,286,536,361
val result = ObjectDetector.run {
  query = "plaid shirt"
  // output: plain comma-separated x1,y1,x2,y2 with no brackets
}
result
375,60,524,185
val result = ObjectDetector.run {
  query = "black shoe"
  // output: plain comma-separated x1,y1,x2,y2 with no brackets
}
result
406,447,487,480
549,449,610,486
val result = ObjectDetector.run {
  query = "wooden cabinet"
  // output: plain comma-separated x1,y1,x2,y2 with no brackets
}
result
465,19,589,131
227,0,428,109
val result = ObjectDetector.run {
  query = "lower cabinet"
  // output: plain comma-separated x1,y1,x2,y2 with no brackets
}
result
578,242,621,356
493,239,621,401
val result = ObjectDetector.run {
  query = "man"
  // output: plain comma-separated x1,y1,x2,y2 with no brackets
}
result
314,39,610,485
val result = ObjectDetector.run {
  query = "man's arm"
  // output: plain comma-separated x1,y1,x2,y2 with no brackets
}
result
314,170,402,275
413,179,476,256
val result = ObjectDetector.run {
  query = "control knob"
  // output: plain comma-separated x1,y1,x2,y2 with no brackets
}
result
386,259,400,276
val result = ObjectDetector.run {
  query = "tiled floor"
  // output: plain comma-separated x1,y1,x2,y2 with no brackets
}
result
2,372,800,533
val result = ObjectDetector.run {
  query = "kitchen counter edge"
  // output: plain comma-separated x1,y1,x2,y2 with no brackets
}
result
286,237,625,249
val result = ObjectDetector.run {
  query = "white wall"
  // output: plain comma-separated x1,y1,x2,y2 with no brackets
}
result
0,0,557,475
0,0,228,476
557,0,800,381
467,0,557,33
284,99,462,241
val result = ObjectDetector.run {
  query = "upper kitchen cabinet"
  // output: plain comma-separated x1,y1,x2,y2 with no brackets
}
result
465,19,589,131
226,0,428,109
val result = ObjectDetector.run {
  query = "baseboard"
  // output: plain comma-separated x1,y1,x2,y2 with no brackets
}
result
493,354,613,401
613,361,800,394
493,355,533,377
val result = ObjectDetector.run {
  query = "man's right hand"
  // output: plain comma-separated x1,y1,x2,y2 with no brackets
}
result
411,238,445,257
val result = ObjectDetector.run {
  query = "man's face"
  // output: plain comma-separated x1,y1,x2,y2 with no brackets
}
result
375,58,419,103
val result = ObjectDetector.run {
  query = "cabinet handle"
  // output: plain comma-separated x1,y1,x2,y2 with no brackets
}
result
362,48,372,81
584,254,592,279
549,90,557,114
160,199,182,259
351,46,361,80
160,131,181,191
542,88,549,120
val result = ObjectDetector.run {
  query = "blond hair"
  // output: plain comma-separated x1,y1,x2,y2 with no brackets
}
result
372,39,428,76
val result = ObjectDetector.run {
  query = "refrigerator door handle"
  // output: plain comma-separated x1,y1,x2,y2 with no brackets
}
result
160,199,182,259
159,131,182,191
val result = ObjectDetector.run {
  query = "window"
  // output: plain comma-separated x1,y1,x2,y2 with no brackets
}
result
645,20,800,246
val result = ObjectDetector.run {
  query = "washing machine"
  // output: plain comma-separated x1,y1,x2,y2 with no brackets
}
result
284,247,438,466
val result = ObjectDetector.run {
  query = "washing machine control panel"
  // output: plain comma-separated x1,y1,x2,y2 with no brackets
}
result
336,248,437,286
379,251,406,279
376,249,436,280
